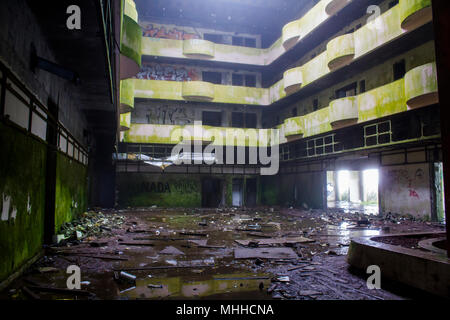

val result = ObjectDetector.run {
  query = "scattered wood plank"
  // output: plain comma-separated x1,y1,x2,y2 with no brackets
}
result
234,247,298,260
114,265,214,271
22,286,40,300
119,242,155,246
179,231,208,237
235,236,314,247
246,232,273,238
68,254,128,261
198,245,226,249
27,285,92,296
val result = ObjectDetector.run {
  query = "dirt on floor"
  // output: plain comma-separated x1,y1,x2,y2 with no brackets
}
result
1,206,445,300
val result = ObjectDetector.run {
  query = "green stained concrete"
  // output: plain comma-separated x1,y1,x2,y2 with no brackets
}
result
120,80,135,113
326,33,355,69
400,0,431,28
404,62,438,104
121,15,142,69
329,96,358,124
117,174,201,208
120,112,131,131
54,153,88,232
183,39,215,58
0,124,46,282
182,81,215,101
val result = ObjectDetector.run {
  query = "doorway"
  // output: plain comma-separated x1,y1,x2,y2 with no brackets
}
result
201,178,221,208
246,178,257,207
327,169,379,214
232,178,243,207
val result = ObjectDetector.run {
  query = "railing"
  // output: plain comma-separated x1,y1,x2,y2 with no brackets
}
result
0,60,89,166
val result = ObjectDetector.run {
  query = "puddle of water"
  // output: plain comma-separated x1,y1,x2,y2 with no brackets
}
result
119,272,271,300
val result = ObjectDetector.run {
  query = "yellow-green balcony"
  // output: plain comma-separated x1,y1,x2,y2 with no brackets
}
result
400,0,432,31
329,96,358,129
120,0,142,79
283,117,304,142
282,20,301,50
183,39,215,59
327,33,355,70
325,0,351,16
120,79,135,113
283,67,303,95
405,62,438,109
120,112,131,131
123,123,273,147
182,81,215,102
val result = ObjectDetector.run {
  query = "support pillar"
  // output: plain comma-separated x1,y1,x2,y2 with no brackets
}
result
432,0,450,257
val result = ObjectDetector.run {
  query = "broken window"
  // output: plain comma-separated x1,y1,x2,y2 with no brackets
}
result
335,82,357,99
202,71,222,84
393,60,406,81
202,111,222,126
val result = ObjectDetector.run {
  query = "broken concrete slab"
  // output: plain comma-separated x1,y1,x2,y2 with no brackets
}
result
234,247,298,259
159,246,185,255
234,236,314,247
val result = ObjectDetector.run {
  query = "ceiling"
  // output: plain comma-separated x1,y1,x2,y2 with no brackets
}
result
135,0,317,46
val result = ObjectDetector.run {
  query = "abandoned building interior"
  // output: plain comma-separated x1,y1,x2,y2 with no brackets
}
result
0,0,449,301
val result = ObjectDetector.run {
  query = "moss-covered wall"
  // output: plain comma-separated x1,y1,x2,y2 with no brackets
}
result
0,123,46,282
54,152,88,232
117,173,202,208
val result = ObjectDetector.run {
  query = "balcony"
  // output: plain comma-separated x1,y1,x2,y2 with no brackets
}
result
405,62,438,109
325,0,351,16
283,67,303,95
120,112,131,131
400,0,432,31
182,81,215,102
123,124,273,147
120,80,134,113
329,96,358,129
283,117,304,141
183,39,215,59
327,33,355,70
282,20,301,50
120,0,142,79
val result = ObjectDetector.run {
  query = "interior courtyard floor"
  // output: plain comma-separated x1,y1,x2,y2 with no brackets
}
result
0,207,445,300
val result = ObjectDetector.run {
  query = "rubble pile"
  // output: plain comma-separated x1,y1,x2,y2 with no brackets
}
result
59,211,125,241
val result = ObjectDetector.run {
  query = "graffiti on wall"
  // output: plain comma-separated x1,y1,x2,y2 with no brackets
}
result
136,63,200,82
140,181,199,194
142,24,200,40
147,105,194,125
387,168,425,199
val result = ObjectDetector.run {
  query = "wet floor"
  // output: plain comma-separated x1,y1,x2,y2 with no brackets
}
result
1,207,444,300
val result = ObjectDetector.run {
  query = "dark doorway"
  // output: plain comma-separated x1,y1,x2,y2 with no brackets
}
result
232,178,244,207
246,178,257,207
201,178,221,207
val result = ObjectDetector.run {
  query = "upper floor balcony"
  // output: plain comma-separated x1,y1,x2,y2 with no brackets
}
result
122,3,434,109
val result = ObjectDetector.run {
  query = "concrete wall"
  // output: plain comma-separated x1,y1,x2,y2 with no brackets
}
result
0,0,90,283
380,163,432,219
0,124,47,283
131,100,263,128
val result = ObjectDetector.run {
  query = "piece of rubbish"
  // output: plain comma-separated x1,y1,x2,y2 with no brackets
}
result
276,276,290,282
52,234,65,244
148,284,163,289
115,271,137,283
22,286,40,300
267,284,277,293
38,267,59,273
299,290,322,296
119,286,136,294
89,241,108,247
80,281,90,285
234,247,298,260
